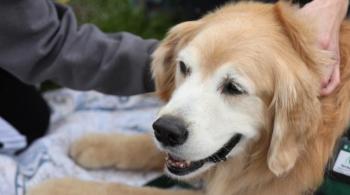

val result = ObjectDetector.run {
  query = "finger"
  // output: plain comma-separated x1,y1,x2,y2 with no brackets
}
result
320,64,340,96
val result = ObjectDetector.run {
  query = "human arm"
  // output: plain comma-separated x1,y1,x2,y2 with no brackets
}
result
300,0,349,96
0,0,158,95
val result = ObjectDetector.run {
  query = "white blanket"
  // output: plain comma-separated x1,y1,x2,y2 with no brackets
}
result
0,118,26,155
0,89,163,195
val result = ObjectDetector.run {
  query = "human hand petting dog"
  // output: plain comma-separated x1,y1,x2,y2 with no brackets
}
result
300,0,349,96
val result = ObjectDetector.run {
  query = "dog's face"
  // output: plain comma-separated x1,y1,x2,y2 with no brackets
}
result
152,2,328,179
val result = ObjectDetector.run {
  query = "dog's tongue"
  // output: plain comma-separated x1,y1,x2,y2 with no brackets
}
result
166,154,191,169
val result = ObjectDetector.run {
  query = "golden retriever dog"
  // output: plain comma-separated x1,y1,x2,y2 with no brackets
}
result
30,1,350,195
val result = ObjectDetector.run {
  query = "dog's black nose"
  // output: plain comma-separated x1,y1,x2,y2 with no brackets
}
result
152,116,188,147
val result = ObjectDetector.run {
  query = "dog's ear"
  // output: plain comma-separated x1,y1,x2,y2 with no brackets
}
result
268,68,321,176
267,2,326,177
151,21,201,101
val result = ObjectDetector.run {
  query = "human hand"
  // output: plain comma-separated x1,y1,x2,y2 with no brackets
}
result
299,0,348,96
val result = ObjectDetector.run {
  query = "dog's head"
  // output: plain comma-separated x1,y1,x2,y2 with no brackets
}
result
151,2,331,179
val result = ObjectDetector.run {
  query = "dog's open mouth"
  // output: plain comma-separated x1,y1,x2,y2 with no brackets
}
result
165,134,242,176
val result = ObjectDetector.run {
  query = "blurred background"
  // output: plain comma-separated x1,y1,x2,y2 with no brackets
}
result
56,0,335,45
58,0,235,40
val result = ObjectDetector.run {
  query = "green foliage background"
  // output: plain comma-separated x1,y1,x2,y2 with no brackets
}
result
68,0,174,39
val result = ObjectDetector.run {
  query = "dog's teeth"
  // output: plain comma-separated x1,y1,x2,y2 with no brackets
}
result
166,154,192,169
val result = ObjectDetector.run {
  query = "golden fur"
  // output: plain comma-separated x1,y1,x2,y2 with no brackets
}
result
30,1,350,195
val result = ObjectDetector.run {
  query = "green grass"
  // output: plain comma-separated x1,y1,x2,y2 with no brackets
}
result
69,0,175,39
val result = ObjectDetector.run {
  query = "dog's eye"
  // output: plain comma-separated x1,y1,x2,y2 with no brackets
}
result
179,61,191,76
222,82,244,95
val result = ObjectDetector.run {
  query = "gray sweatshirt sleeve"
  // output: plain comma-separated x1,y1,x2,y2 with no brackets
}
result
0,0,158,95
